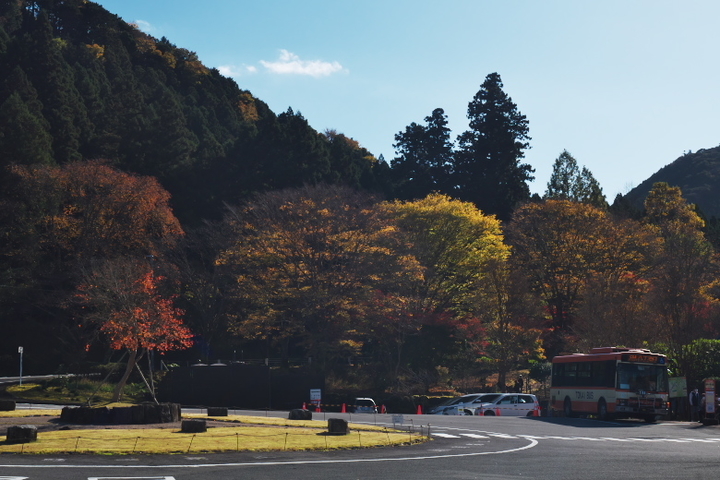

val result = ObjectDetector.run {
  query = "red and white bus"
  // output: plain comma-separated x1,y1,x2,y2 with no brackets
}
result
551,347,670,422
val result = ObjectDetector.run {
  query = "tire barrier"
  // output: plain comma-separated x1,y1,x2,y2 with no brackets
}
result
60,403,181,425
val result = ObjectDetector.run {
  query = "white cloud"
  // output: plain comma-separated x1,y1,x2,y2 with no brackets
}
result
218,65,258,77
133,20,154,34
260,50,346,77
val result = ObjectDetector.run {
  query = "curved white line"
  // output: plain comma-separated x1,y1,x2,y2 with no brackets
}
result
0,438,538,469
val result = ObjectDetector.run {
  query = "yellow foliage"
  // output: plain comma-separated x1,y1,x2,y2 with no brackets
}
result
85,43,105,59
238,92,259,122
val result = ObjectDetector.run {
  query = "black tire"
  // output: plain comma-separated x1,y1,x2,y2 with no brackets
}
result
597,399,608,421
644,415,658,423
483,410,496,416
563,397,573,417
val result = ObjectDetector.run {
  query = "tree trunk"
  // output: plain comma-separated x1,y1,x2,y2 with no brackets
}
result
112,349,139,402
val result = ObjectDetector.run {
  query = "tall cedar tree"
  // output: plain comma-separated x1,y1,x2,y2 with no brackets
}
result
391,108,454,200
455,73,533,221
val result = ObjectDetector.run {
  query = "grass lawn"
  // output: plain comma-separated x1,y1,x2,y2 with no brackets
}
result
7,379,145,404
0,411,425,454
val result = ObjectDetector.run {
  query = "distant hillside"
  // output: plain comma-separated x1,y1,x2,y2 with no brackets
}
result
623,145,720,218
0,0,389,226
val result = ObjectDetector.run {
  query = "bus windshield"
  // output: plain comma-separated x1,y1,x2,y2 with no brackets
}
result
616,363,668,393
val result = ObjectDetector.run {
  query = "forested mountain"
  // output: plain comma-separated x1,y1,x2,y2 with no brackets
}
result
0,0,389,226
623,145,720,218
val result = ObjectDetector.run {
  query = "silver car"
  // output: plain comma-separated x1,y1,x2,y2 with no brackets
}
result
429,393,502,415
474,393,540,416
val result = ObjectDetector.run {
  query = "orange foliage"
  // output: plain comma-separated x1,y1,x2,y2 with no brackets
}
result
11,160,184,260
78,267,192,352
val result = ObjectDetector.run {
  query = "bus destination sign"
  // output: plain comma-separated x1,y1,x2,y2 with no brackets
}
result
623,354,665,364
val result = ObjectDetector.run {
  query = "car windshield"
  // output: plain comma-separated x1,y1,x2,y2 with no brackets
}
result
356,399,374,407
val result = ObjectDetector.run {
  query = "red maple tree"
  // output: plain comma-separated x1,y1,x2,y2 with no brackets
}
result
77,260,193,401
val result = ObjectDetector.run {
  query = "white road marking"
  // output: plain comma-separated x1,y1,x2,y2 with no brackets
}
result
0,439,539,469
88,477,175,480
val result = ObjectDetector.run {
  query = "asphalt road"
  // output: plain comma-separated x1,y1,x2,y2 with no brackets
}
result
1,410,718,479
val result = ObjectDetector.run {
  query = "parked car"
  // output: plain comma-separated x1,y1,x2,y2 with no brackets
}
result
474,393,540,416
352,397,378,413
429,393,502,415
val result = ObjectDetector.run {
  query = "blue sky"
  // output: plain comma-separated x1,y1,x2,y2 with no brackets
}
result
95,0,720,199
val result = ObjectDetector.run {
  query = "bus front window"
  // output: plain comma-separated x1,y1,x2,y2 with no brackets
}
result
617,364,669,393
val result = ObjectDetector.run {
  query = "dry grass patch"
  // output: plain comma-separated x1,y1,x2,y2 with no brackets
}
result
0,409,61,418
0,410,424,454
184,413,395,432
0,424,421,454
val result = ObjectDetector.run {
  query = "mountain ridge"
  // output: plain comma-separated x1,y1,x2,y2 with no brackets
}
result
623,145,720,218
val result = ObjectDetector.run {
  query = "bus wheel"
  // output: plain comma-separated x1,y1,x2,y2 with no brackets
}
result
597,399,608,421
563,398,573,417
483,410,495,416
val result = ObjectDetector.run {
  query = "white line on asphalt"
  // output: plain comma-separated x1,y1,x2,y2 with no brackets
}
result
0,439,539,469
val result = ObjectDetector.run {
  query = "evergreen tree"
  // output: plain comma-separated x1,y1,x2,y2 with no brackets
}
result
17,11,89,163
391,108,454,200
455,73,533,220
545,150,607,208
0,92,54,167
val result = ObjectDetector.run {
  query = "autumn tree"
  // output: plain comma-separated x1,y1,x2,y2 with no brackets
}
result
454,73,534,220
384,194,510,380
162,222,237,363
0,160,184,371
386,193,508,316
480,258,545,391
643,182,719,372
218,184,422,372
507,200,654,357
571,218,659,350
6,160,184,264
76,258,192,401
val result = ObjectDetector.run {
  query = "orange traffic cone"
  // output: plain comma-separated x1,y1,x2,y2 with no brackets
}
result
416,404,423,415
381,404,387,414
534,406,540,417
341,403,346,413
302,402,307,410
495,408,501,416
